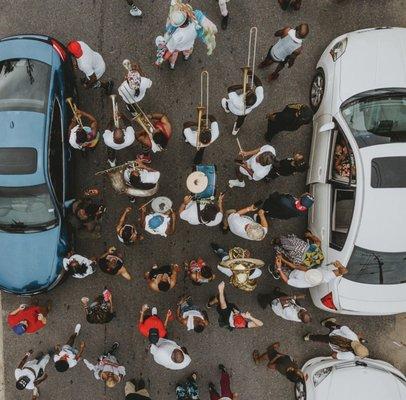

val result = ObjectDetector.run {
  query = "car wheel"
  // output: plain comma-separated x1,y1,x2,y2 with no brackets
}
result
295,381,306,400
310,68,325,112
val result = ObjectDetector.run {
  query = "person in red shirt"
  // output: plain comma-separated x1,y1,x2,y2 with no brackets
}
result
7,302,51,336
138,304,172,344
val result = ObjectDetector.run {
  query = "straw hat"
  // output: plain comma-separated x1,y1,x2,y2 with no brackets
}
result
246,223,266,241
186,171,208,194
351,341,369,358
170,9,187,27
151,196,172,213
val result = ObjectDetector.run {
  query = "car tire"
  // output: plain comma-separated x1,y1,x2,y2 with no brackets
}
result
309,68,325,112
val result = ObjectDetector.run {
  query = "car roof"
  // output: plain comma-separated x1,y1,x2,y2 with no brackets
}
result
339,27,406,102
0,111,47,186
355,143,406,252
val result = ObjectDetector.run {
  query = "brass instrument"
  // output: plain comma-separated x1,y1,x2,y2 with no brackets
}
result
196,70,210,150
120,60,157,143
66,97,83,129
242,27,258,114
95,161,158,198
110,94,120,129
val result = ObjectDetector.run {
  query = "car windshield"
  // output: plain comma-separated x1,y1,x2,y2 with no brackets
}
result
0,184,57,231
0,58,51,113
346,246,406,285
341,90,406,148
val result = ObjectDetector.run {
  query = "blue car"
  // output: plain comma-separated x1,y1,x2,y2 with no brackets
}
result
0,34,75,294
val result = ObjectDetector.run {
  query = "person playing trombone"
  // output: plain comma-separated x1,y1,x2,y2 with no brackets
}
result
103,103,135,167
68,104,99,152
221,70,264,136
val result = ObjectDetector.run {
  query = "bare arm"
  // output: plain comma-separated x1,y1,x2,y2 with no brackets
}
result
257,210,268,229
116,207,131,234
237,204,256,216
275,27,290,37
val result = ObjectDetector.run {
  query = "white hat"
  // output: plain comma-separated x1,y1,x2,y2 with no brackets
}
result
246,223,266,241
304,269,323,286
155,35,166,47
170,10,187,27
151,196,173,213
186,171,208,194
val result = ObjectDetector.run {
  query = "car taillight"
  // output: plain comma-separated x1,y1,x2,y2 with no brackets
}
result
321,292,337,310
51,39,67,61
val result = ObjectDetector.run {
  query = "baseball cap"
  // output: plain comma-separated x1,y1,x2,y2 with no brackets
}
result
299,193,314,209
12,323,27,336
67,41,83,58
148,215,164,230
233,314,247,329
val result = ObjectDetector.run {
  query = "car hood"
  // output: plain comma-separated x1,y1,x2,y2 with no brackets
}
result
314,362,406,400
339,28,406,102
0,227,61,294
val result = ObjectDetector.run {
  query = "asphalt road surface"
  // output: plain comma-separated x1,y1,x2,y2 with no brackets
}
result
1,1,406,399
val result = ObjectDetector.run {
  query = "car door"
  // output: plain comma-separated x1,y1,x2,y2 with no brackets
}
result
307,114,335,247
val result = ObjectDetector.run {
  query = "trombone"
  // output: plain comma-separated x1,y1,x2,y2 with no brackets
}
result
242,27,258,114
110,94,120,129
66,97,83,129
196,70,209,150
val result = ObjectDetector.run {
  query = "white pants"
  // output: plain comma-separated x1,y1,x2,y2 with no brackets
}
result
219,0,229,16
217,265,262,279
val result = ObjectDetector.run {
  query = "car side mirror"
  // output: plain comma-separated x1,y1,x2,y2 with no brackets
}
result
319,122,335,133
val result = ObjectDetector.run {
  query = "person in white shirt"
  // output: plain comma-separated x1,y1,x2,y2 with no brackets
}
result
15,350,50,399
258,24,309,82
304,318,369,360
179,193,224,227
276,256,348,289
229,144,276,188
183,115,220,164
63,253,96,279
103,112,135,167
83,342,126,388
118,60,152,109
224,204,268,241
123,161,160,202
176,295,209,333
53,324,84,373
150,338,191,370
67,40,113,94
68,108,99,151
257,287,311,323
221,73,263,135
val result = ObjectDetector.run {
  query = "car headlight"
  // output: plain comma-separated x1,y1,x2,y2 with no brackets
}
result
330,38,348,61
313,367,333,387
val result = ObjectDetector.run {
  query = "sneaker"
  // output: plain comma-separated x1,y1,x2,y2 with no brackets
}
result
228,179,245,188
183,54,191,61
136,153,151,164
218,364,226,372
111,342,119,352
321,317,337,327
208,382,216,392
107,158,116,168
231,122,240,136
210,242,221,253
129,197,136,203
74,324,81,335
151,307,157,315
303,333,311,341
169,63,175,70
130,5,142,17
221,14,229,30
221,98,230,113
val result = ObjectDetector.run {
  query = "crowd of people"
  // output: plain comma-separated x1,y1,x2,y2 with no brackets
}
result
6,1,372,400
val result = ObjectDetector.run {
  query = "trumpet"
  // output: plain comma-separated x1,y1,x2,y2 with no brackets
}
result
196,70,210,150
110,94,120,129
66,97,83,129
242,27,258,114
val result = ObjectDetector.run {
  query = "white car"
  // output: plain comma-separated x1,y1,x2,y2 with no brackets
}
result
307,27,406,315
296,356,406,400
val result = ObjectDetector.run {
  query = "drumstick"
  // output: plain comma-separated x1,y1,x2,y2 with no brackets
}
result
138,198,154,210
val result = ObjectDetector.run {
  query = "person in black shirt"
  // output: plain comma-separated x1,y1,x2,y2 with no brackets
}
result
262,192,314,220
266,153,308,180
265,103,313,142
253,342,305,383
